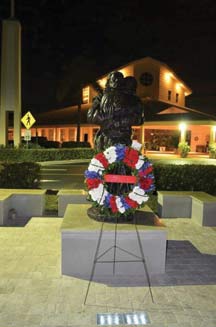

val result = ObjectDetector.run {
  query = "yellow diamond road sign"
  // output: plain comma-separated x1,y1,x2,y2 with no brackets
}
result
21,111,36,129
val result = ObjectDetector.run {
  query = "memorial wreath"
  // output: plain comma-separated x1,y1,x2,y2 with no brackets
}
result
85,143,155,217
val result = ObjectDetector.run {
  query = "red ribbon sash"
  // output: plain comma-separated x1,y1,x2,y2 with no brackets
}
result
104,174,137,184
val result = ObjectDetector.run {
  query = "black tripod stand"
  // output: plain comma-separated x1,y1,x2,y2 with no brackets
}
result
84,215,154,305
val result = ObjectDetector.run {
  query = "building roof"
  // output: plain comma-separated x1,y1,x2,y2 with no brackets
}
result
36,100,216,127
95,56,192,95
35,57,215,127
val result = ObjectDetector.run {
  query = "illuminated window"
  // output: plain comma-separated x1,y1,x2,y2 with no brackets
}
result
60,129,65,142
82,87,89,104
168,90,172,101
48,129,54,141
176,93,179,103
69,128,75,141
41,129,46,137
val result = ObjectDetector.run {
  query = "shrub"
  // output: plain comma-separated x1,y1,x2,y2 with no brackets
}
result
209,143,216,159
0,162,40,188
178,142,190,158
43,141,61,148
0,148,94,162
61,141,91,148
153,164,216,195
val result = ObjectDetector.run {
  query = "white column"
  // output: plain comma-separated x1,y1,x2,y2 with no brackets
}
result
0,19,21,146
210,126,216,144
179,123,186,143
141,124,145,153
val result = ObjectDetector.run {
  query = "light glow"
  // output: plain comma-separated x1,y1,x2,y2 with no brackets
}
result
176,83,181,91
107,315,112,325
140,314,147,324
82,86,90,103
97,78,107,88
164,72,173,82
179,122,186,131
114,315,119,324
100,315,105,325
133,314,139,324
125,314,132,324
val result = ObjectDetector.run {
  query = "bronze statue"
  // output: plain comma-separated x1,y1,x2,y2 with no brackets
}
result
87,71,145,151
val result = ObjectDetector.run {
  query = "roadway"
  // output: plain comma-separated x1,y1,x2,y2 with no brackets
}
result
40,161,89,190
39,154,215,190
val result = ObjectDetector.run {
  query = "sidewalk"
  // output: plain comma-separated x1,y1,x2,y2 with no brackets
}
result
38,154,216,166
0,215,215,326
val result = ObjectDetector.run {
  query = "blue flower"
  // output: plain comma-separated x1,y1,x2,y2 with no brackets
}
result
84,170,100,179
104,193,112,208
115,144,126,161
120,196,131,210
139,160,151,172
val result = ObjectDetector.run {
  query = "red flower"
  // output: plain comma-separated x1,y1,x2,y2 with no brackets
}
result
123,148,139,168
110,196,118,213
139,166,153,177
86,178,102,190
95,153,109,168
125,196,138,209
139,177,153,190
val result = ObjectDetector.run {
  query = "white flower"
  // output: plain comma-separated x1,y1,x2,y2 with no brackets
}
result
115,196,126,214
129,186,149,205
104,146,117,163
135,155,145,170
88,158,105,173
89,183,108,205
131,140,142,151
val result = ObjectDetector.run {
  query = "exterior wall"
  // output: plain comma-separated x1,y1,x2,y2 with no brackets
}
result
82,58,191,106
11,123,214,152
159,66,186,106
190,125,210,152
86,65,134,103
133,59,160,100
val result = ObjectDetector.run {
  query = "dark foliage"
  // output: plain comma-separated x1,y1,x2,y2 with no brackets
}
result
0,162,40,189
0,148,94,162
61,141,91,148
154,164,216,195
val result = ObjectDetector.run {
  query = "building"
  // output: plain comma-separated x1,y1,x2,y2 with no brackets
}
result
17,57,216,151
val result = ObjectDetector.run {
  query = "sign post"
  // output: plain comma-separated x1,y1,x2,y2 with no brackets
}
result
24,129,31,148
21,111,36,148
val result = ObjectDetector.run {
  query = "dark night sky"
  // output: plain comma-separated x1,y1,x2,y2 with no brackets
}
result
0,0,216,115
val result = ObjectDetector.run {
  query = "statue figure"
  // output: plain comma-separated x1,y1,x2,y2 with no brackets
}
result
86,72,148,222
87,71,145,151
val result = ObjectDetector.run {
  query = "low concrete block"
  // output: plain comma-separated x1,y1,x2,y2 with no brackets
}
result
157,191,216,226
157,191,192,218
191,193,216,226
57,189,88,216
10,194,45,218
0,189,46,226
61,204,167,282
0,197,10,225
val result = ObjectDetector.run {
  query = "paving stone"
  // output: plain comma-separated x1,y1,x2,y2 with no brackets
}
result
0,217,216,326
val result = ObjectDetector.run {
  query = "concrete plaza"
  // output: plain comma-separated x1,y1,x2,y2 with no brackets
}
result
0,214,216,327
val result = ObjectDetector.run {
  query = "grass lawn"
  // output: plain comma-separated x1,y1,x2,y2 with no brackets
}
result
45,194,58,216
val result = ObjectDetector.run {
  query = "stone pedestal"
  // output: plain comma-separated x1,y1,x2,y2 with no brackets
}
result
61,204,167,284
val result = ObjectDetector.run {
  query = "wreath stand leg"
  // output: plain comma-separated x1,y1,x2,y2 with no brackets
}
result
83,215,154,306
